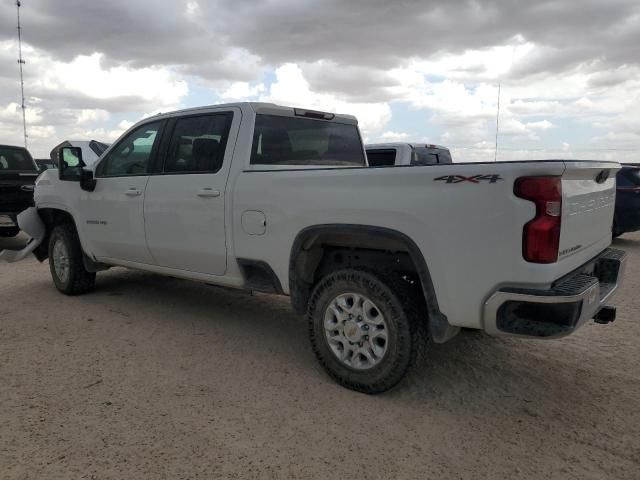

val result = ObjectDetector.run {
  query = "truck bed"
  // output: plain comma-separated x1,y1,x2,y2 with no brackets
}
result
233,159,618,330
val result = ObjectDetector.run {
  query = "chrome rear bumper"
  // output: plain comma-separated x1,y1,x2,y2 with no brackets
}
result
484,248,627,338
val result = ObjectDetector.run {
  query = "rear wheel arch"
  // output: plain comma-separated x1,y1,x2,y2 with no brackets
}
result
288,224,456,342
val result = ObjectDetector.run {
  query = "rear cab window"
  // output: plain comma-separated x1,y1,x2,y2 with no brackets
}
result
0,146,37,173
411,146,453,165
366,149,397,167
250,114,365,167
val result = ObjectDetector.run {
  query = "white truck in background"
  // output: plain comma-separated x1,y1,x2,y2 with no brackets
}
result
2,102,626,393
366,142,452,167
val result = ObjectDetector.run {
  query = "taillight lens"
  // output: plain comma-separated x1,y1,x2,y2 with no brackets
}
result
514,176,562,263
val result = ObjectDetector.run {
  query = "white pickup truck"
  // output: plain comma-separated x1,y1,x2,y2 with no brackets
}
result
366,142,453,167
2,102,626,393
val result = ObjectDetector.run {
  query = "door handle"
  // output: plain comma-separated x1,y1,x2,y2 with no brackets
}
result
197,188,221,198
124,188,141,196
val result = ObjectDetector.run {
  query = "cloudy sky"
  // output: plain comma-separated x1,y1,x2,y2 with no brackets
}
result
0,0,638,161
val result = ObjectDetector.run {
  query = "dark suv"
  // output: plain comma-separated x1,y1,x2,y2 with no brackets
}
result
613,165,640,237
0,144,39,237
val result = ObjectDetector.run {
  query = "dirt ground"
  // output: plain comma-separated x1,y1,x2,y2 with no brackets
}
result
0,233,639,480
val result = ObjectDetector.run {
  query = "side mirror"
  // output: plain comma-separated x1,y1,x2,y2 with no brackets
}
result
58,147,85,181
80,169,97,192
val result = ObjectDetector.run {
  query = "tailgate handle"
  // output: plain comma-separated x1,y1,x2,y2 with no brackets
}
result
124,188,142,197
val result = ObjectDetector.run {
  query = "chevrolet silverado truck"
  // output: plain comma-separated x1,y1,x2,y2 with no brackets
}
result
1,103,626,393
366,142,453,167
0,144,38,237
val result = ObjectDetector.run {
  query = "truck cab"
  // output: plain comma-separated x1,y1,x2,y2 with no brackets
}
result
366,143,453,167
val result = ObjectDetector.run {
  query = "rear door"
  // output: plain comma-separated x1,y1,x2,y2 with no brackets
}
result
143,110,237,275
559,161,618,260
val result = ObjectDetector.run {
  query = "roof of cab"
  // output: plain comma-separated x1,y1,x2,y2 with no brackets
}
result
365,142,450,151
147,102,358,125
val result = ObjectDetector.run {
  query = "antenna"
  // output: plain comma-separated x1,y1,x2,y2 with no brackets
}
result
16,0,28,149
494,82,501,162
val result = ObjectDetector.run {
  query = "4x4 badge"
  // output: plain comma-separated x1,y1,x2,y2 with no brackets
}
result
434,174,503,184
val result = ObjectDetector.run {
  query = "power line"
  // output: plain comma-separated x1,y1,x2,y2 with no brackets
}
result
16,0,27,149
494,82,500,162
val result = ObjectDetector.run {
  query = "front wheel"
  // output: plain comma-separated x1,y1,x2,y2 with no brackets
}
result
307,269,425,394
48,224,96,295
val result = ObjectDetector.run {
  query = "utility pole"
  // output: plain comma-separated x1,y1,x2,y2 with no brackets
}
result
16,0,28,149
494,82,501,162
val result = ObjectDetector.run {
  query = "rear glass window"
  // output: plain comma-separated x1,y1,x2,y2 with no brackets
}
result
366,149,396,167
0,146,36,172
251,115,365,167
412,147,452,165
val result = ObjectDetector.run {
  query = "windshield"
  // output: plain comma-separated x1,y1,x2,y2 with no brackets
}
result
251,115,365,166
0,146,36,173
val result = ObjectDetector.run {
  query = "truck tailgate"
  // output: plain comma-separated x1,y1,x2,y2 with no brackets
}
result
559,161,618,261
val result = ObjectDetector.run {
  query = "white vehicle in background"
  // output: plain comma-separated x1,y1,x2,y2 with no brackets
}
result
366,143,452,167
49,140,110,168
1,102,626,394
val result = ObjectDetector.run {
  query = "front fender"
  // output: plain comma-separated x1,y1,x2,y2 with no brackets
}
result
0,208,46,263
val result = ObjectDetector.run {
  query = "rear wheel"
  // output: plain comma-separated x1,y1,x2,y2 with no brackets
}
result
48,224,96,295
307,269,425,394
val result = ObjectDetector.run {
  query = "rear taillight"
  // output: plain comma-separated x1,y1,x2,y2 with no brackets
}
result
514,176,562,264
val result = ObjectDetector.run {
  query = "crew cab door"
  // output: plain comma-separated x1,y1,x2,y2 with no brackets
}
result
79,121,164,264
143,111,237,275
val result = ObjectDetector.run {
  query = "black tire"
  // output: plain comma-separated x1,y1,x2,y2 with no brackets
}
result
307,269,426,394
0,227,20,238
48,223,96,295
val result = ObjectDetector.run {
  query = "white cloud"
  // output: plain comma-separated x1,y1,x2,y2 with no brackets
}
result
75,109,110,125
38,53,187,107
380,131,410,141
220,81,266,101
261,64,392,135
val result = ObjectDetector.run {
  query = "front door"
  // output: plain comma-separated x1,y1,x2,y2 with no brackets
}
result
80,121,163,264
143,112,235,275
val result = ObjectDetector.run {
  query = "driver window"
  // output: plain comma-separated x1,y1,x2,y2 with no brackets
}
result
100,122,161,177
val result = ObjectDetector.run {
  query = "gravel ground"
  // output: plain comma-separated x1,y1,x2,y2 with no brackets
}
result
1,233,639,479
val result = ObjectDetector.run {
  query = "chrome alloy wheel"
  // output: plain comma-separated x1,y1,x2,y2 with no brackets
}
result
52,238,70,284
323,292,389,370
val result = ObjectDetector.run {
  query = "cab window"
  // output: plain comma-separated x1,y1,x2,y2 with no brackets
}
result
163,113,232,173
98,122,161,177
